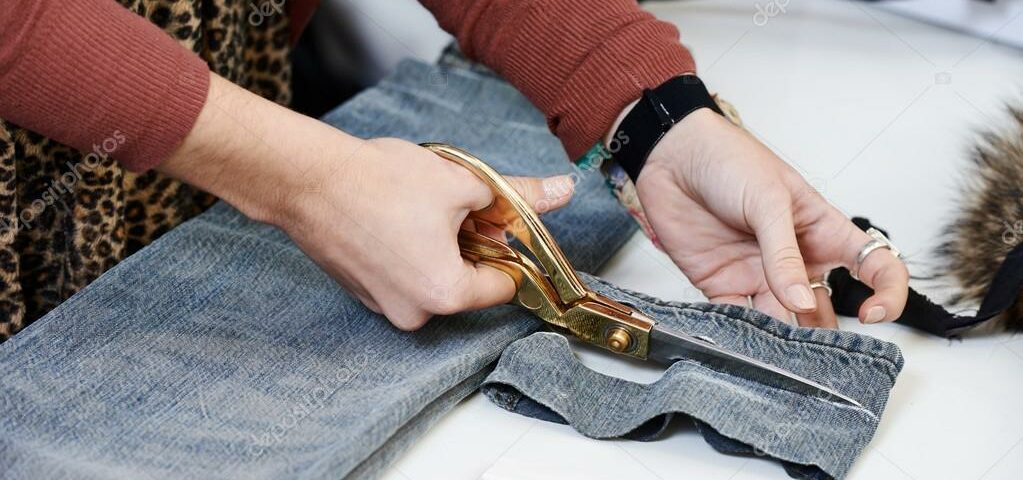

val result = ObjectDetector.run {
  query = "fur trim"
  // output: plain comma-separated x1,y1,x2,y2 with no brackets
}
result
937,105,1023,331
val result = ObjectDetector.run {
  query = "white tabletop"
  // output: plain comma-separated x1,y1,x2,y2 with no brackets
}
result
377,1,1023,479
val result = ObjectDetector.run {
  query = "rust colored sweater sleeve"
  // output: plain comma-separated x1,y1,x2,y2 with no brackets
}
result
419,0,696,160
0,0,210,172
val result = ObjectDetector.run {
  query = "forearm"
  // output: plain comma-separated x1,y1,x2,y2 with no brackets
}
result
419,0,696,161
156,72,364,226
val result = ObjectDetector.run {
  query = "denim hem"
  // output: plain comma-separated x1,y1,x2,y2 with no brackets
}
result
586,277,905,386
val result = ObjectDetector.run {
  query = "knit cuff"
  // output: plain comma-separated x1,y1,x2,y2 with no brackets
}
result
0,0,210,172
552,22,696,160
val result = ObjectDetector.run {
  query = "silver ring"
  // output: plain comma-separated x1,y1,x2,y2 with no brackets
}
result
852,228,902,280
809,278,832,297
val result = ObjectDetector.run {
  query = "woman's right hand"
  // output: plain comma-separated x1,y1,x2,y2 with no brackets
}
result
276,137,574,330
158,73,574,330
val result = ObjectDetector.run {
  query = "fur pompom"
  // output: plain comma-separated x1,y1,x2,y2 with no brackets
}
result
937,105,1023,331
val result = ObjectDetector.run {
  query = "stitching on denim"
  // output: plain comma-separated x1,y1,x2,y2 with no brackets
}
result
626,291,904,379
684,306,902,381
588,278,904,376
694,310,901,385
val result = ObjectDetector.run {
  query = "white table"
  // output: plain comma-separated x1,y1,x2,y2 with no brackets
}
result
376,1,1023,478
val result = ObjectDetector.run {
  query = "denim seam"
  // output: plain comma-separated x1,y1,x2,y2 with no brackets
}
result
611,299,903,381
682,307,902,380
593,279,904,375
689,309,902,384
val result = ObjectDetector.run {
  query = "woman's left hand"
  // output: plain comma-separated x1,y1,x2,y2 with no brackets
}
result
633,108,909,328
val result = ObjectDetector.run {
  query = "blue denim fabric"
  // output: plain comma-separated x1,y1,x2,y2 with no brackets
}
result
0,56,634,480
0,52,903,480
482,278,904,480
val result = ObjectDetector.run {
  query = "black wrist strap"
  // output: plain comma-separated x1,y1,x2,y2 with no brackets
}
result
611,75,723,183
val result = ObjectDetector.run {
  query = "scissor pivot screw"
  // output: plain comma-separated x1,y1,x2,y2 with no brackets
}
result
606,328,633,352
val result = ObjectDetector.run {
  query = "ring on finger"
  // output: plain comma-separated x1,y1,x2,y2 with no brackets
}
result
809,277,832,297
852,228,902,280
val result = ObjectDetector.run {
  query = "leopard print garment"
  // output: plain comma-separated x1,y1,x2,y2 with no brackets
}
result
0,0,292,340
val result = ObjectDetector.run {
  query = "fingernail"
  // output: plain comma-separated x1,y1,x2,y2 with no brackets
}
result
786,284,816,311
543,175,574,200
865,305,887,324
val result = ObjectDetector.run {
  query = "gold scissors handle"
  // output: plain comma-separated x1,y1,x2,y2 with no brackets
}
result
422,143,655,359
421,143,586,303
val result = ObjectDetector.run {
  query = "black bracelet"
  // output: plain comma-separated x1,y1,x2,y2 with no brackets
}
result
610,75,723,183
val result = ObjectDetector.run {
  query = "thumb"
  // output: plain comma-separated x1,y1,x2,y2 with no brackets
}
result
750,191,817,314
505,175,575,214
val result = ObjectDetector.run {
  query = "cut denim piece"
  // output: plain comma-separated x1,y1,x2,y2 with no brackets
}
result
482,277,904,480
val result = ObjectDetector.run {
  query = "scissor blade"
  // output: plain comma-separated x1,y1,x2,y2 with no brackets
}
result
647,325,864,409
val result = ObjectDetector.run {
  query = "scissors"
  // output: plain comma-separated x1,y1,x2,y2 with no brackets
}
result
422,143,863,409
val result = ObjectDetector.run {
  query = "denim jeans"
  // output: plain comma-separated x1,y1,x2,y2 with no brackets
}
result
0,52,902,480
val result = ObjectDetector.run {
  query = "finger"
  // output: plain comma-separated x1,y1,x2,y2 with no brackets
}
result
381,303,431,332
432,260,517,315
749,192,816,313
796,286,838,329
470,175,575,241
849,238,909,324
361,297,382,315
505,175,575,213
752,290,794,325
448,162,496,211
462,217,506,242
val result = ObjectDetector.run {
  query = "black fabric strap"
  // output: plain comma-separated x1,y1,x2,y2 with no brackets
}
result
612,75,724,183
829,218,1023,337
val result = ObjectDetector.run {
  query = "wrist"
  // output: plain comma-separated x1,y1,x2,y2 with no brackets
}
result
157,73,364,228
604,71,698,147
605,99,639,149
643,107,727,173
604,74,721,183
